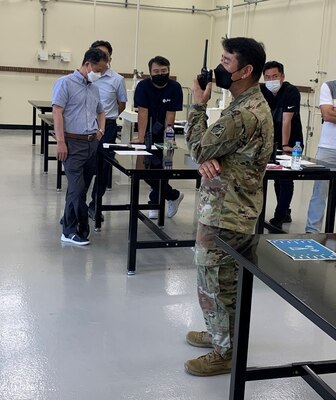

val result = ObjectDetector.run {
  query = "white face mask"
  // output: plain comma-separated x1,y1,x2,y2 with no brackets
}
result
87,70,102,83
265,79,281,95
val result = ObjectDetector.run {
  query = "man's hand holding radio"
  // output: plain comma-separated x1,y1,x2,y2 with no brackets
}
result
193,79,212,106
194,39,212,106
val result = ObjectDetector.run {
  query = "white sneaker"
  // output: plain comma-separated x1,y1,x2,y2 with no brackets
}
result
167,192,184,218
61,233,90,246
148,210,159,219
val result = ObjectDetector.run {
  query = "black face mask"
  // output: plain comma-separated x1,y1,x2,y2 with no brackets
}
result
151,73,169,87
214,64,244,89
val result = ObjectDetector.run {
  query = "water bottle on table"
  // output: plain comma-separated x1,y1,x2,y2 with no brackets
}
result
163,149,174,170
164,124,175,150
291,141,302,170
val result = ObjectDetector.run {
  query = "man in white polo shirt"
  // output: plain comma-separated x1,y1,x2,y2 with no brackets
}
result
306,80,336,233
88,40,128,221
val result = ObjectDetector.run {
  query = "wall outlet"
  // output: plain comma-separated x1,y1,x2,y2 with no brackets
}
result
38,49,48,61
60,52,71,62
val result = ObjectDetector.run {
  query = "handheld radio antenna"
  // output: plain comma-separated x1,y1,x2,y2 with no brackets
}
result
197,39,213,91
202,39,208,70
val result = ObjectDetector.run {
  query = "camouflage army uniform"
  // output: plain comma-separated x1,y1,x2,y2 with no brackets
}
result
185,84,273,357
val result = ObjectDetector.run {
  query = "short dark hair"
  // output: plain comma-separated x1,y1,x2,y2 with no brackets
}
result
81,48,108,66
222,37,266,82
263,61,284,75
91,40,113,55
148,56,170,72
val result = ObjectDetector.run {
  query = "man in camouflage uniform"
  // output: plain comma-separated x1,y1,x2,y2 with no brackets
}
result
184,37,273,376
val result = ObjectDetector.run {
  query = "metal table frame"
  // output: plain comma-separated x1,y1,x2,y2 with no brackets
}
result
94,149,200,274
28,100,52,151
216,234,336,400
38,114,63,191
95,151,336,274
38,114,115,192
257,166,336,233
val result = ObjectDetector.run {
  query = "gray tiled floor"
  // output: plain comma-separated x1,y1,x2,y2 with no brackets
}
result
0,130,335,400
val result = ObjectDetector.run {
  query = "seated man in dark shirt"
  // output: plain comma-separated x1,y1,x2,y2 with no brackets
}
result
261,61,303,230
132,56,184,219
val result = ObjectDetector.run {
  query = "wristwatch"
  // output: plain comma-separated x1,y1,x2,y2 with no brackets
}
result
98,128,104,135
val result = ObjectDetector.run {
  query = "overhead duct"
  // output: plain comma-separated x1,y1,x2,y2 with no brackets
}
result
52,0,271,14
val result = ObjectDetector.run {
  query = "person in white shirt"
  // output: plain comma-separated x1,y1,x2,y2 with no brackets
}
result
305,81,336,233
88,40,128,221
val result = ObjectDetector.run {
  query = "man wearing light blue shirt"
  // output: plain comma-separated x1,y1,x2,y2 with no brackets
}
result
53,47,108,245
88,40,128,220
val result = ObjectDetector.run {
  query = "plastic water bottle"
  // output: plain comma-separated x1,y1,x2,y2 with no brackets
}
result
164,124,175,150
163,149,174,170
291,141,302,170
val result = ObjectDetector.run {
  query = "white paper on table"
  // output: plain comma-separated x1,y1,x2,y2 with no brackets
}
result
276,154,291,160
131,144,157,150
279,159,315,168
279,160,291,168
103,143,129,148
114,150,152,156
300,160,315,165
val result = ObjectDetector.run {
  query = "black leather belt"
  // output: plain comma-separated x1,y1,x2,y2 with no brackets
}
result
64,132,97,141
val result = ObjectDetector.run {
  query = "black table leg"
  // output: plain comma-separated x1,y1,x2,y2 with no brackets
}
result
32,107,37,146
40,119,45,155
158,179,167,228
229,264,254,400
255,178,268,233
127,175,140,275
107,165,113,191
324,176,336,233
43,122,49,173
95,152,104,231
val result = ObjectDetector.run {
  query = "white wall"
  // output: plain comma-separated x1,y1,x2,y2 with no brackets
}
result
0,0,212,125
0,0,335,156
212,0,336,157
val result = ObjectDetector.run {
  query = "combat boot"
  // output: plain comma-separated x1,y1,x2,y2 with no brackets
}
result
184,350,231,376
186,331,213,348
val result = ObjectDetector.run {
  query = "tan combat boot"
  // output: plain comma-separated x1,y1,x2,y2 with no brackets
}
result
186,331,213,348
184,350,232,376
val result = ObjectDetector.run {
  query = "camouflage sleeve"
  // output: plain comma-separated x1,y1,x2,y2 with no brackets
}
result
185,104,258,164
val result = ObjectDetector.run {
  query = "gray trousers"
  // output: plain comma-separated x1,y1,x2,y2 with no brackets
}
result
62,138,99,236
306,147,336,233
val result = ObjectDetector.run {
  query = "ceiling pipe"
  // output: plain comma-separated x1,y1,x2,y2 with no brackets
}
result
54,0,271,14
215,0,270,11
